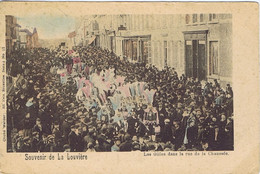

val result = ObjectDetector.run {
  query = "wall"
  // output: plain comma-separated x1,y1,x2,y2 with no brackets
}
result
75,14,232,85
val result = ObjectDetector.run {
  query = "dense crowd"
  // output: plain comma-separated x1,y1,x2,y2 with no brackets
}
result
7,46,233,152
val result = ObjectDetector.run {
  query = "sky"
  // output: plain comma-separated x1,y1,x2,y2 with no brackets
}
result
17,15,76,40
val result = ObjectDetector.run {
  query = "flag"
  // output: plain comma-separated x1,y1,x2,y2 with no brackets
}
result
68,31,76,38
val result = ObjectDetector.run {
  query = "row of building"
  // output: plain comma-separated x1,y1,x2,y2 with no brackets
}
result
6,15,40,56
70,14,232,86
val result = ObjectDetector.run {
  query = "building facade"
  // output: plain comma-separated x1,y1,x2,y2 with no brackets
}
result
19,29,27,48
183,14,232,85
75,14,232,86
6,15,20,56
19,27,40,49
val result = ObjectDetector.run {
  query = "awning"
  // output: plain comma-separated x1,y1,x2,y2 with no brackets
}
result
88,36,96,45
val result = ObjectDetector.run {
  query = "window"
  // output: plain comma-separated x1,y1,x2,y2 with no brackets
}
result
209,41,219,75
200,14,204,23
209,14,212,21
185,14,190,24
192,14,198,23
209,14,218,22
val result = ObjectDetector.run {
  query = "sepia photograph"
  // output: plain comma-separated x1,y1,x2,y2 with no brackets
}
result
6,14,233,152
0,2,259,174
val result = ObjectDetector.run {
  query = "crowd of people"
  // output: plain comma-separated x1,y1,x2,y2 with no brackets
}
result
7,46,234,152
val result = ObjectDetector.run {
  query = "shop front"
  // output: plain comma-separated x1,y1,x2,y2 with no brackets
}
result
122,35,151,64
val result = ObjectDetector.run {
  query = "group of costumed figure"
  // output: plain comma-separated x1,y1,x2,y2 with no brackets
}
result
54,50,159,137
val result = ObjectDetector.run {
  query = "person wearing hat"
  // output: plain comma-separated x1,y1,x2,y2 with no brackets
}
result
37,133,48,152
126,113,139,137
86,142,96,152
194,108,203,120
19,136,31,152
22,113,34,137
63,144,70,152
157,104,167,118
223,117,233,150
226,84,233,97
37,103,53,135
62,116,74,143
183,106,197,149
94,133,108,152
158,113,166,135
30,131,40,152
215,90,225,108
119,134,132,152
33,118,44,140
68,125,78,152
83,127,96,145
138,136,148,151
175,105,183,122
225,92,233,117
44,135,56,152
79,116,89,136
161,119,173,143
52,121,62,145
77,129,86,152
167,106,176,125
132,144,141,151
202,81,210,97
216,114,227,149
172,121,184,150
204,121,217,150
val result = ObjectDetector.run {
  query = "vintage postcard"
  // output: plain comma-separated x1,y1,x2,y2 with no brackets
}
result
0,2,259,174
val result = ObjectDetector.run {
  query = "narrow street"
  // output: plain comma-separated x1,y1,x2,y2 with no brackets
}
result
6,45,234,152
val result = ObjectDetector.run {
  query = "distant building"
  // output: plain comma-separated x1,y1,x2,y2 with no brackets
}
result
19,29,28,49
32,28,40,48
68,31,77,49
39,38,70,49
19,27,40,49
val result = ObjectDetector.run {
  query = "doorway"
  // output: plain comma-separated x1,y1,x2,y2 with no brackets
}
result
184,35,207,81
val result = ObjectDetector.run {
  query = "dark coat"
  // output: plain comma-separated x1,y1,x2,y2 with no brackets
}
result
68,131,78,152
119,141,132,152
162,124,173,143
